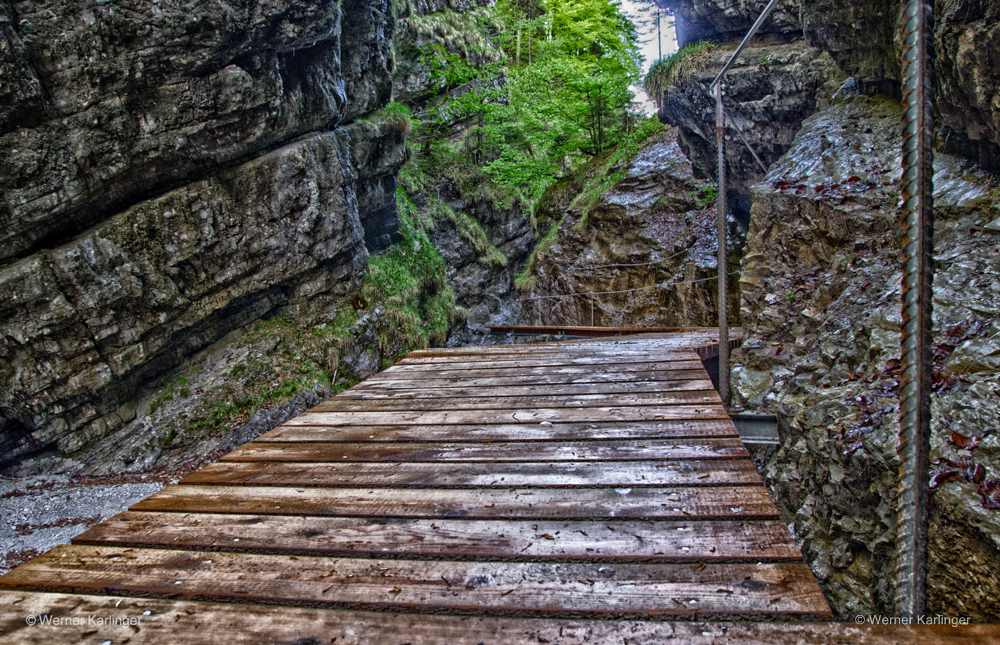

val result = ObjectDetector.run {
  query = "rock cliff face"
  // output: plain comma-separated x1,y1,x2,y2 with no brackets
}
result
656,41,842,223
0,0,405,466
391,0,533,345
800,0,1000,172
734,94,1000,620
520,128,734,328
424,186,534,345
657,0,802,49
655,0,1000,620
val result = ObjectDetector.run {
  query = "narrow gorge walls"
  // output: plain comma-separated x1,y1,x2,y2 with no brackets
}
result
650,0,1000,619
0,0,404,467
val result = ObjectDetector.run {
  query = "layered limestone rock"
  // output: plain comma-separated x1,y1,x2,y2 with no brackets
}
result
733,94,1000,619
657,41,843,222
521,129,733,328
392,0,498,105
0,0,405,466
424,188,534,345
800,0,1000,171
656,0,802,49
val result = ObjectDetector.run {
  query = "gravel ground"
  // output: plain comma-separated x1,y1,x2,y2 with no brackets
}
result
0,473,169,574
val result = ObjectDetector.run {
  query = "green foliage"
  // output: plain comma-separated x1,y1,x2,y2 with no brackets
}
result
516,217,564,291
357,102,413,135
696,186,718,207
516,119,665,286
410,0,645,208
644,41,721,108
359,187,459,352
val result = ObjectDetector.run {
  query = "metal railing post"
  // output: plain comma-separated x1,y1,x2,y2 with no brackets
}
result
706,0,781,409
715,83,730,407
896,0,935,620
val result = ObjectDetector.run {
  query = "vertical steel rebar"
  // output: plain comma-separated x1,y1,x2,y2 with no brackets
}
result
715,83,730,407
896,0,935,620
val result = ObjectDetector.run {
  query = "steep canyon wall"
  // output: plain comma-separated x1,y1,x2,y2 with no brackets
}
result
655,0,1000,619
0,0,402,467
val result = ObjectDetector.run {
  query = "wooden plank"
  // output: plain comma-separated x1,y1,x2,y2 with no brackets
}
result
315,391,721,412
0,545,830,618
387,355,695,371
256,420,740,443
354,369,710,389
339,379,716,398
72,512,800,562
395,351,694,365
406,334,731,356
407,343,699,354
180,459,763,488
220,439,749,463
129,484,780,520
283,405,732,427
369,362,705,381
6,591,994,645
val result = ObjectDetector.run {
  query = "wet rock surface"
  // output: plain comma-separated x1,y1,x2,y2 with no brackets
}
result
427,190,534,346
733,94,1000,619
656,0,802,49
0,2,405,467
657,41,843,223
522,129,733,328
798,0,1000,171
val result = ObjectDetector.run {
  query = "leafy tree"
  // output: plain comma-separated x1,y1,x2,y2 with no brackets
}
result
412,0,647,205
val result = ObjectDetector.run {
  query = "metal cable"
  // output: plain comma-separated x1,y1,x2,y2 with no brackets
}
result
519,271,738,301
896,0,935,620
566,247,691,271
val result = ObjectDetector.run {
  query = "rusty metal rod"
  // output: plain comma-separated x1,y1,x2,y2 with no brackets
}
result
709,0,782,92
896,0,935,620
707,0,781,409
715,83,730,407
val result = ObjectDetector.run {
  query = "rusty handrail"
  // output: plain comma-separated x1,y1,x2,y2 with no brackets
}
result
708,0,782,409
895,0,935,619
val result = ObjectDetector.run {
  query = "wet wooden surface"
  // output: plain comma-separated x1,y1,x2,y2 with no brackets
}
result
15,328,958,642
5,592,998,644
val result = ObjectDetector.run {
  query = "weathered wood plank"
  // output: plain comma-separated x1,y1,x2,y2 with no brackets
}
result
283,406,731,427
340,379,716,399
129,484,780,520
387,355,694,371
354,369,710,389
0,545,830,618
255,420,740,443
368,362,705,381
396,348,698,365
180,459,762,488
315,390,721,412
72,513,799,562
221,439,749,463
7,591,993,645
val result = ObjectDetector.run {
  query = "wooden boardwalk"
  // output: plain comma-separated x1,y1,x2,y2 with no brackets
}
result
2,330,997,643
